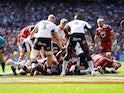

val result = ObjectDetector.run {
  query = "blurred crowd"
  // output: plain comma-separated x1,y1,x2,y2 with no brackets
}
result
0,0,124,59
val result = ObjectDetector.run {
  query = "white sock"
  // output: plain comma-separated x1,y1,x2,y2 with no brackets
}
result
80,68,90,74
87,60,96,75
61,60,68,74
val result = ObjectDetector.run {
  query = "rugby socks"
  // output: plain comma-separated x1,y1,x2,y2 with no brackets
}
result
87,60,96,75
80,68,90,75
60,60,68,76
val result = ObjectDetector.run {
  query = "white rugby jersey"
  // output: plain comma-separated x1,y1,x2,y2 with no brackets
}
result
57,25,65,39
66,19,92,34
35,20,58,38
56,25,66,45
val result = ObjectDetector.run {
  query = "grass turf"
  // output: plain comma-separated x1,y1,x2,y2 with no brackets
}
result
0,61,124,93
0,84,124,93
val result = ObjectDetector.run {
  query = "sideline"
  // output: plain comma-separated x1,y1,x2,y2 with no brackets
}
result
0,76,124,84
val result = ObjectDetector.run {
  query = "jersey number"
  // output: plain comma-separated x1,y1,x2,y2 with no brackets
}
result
42,22,49,29
100,31,106,38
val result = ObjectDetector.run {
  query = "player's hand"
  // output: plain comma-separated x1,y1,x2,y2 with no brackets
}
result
90,42,95,51
61,47,66,52
89,45,94,51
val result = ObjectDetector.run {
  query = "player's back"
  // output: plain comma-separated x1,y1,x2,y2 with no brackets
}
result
67,19,88,34
35,20,58,38
92,54,106,64
18,26,30,38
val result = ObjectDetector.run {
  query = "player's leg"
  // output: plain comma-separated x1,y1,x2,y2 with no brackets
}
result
30,49,39,76
60,35,77,76
0,51,5,73
78,53,90,75
30,38,41,76
40,47,46,59
60,46,75,76
44,38,53,67
80,42,96,75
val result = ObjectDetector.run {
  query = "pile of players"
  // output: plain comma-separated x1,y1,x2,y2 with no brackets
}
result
3,14,124,76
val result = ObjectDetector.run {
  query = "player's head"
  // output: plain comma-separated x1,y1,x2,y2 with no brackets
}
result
120,20,124,30
97,18,104,27
47,14,56,23
60,18,68,28
74,14,83,20
60,18,68,25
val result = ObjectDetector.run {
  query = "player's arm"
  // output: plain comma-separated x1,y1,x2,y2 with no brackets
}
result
64,25,70,39
94,35,99,45
51,30,64,51
85,23,95,45
111,30,117,46
30,27,38,39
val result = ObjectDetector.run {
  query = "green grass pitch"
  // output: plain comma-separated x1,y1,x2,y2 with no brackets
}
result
0,61,124,93
0,84,124,93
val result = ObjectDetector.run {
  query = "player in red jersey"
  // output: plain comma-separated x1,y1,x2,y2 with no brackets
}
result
94,18,117,59
17,25,35,62
92,53,121,74
17,25,35,51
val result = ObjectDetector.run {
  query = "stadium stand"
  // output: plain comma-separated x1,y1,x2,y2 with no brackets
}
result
0,0,124,60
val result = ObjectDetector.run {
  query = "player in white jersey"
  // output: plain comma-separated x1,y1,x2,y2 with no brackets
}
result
57,18,68,46
60,14,96,76
52,18,68,55
30,14,64,76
